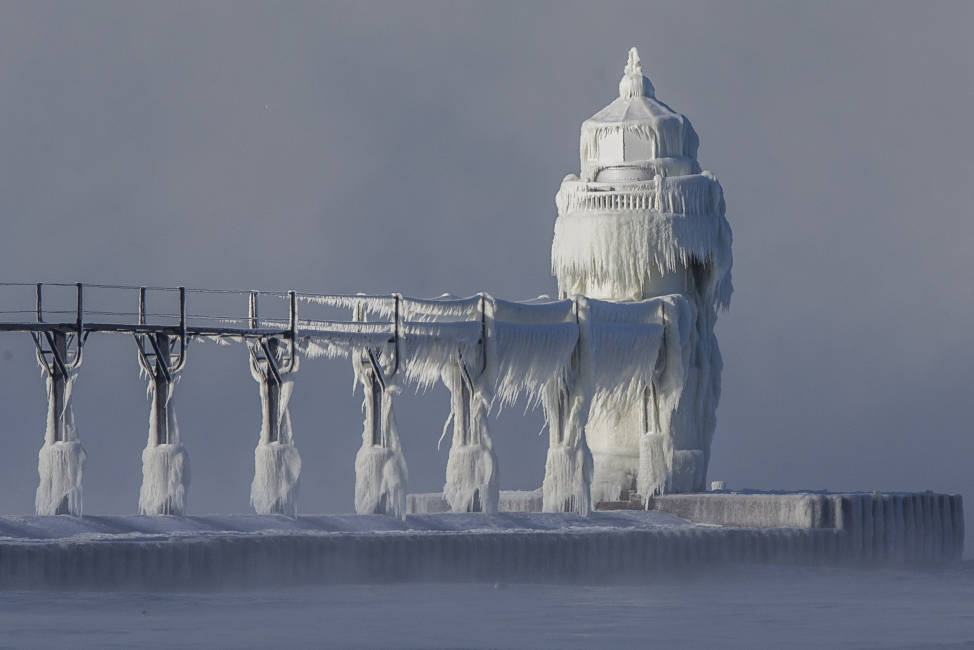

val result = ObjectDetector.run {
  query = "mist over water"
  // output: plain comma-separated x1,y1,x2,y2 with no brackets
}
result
3,564,973,649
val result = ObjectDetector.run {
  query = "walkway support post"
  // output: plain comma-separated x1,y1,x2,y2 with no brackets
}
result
352,297,408,518
442,294,498,514
248,291,301,516
134,287,190,516
541,297,593,515
32,282,87,516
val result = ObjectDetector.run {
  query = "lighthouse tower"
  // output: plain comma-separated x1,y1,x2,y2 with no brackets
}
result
551,48,733,500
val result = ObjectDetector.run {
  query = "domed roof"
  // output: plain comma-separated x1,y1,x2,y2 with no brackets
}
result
580,48,700,181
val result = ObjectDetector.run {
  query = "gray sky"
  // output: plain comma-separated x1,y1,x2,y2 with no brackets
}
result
0,1,972,536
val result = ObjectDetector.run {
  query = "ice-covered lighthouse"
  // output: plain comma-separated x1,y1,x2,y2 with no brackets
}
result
551,48,733,501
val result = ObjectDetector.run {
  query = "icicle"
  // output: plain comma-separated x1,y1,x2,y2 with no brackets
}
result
298,323,393,361
400,321,481,392
299,294,397,319
491,321,578,410
401,295,482,322
551,204,732,307
637,430,670,503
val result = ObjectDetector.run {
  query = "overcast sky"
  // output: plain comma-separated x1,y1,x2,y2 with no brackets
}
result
0,1,971,538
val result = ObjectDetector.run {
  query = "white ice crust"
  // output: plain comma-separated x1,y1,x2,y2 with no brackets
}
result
552,47,732,499
137,375,191,516
139,443,190,516
249,346,301,517
35,363,86,517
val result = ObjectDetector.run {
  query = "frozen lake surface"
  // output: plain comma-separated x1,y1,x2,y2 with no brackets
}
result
2,563,972,649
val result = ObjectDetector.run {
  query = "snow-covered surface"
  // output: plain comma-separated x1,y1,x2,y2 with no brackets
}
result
409,490,544,514
0,494,958,590
0,510,858,590
408,490,965,564
0,494,963,589
579,49,699,183
654,491,965,563
0,510,691,542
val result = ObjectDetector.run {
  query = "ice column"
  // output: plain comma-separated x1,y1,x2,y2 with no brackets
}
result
541,375,593,515
136,328,190,516
249,337,301,517
442,360,499,513
34,330,86,516
537,299,590,514
353,348,408,519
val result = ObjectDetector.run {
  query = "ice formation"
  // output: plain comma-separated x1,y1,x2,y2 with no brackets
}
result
540,377,593,514
352,370,408,519
249,340,301,516
397,295,582,514
306,289,696,515
441,362,498,513
136,390,189,517
35,439,85,517
351,304,408,519
138,440,189,516
34,351,85,517
551,47,732,498
34,374,86,517
416,296,498,514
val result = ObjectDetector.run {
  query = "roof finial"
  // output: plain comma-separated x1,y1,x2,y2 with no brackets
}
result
619,46,654,99
625,47,642,76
